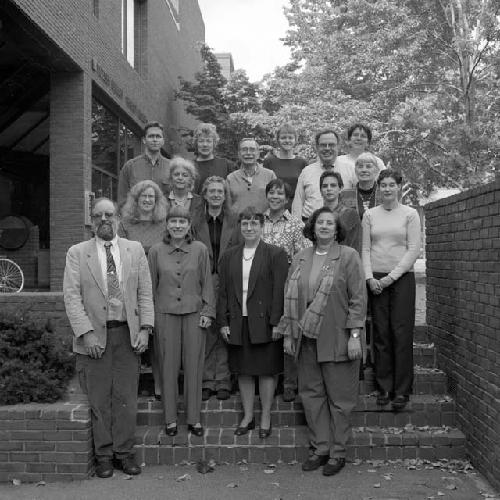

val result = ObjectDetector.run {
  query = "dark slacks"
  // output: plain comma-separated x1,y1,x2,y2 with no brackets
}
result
283,353,298,391
76,324,140,460
370,271,415,396
298,337,359,458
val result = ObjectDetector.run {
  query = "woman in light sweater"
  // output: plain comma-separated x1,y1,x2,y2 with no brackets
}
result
361,170,421,411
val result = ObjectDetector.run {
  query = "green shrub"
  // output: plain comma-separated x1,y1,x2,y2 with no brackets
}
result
0,314,75,405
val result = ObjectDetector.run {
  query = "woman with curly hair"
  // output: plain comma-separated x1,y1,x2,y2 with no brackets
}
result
118,180,167,399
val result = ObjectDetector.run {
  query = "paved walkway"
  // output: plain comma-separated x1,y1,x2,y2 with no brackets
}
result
0,462,498,500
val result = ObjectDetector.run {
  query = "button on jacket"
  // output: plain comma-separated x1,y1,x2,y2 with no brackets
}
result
148,239,215,318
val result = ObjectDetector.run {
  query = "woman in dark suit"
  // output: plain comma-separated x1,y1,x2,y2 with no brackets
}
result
277,207,366,476
218,207,288,438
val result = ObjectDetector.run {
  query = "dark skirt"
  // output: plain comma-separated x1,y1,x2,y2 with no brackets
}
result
228,318,283,376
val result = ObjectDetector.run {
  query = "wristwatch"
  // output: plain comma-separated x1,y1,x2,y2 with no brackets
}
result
141,325,153,335
350,330,360,339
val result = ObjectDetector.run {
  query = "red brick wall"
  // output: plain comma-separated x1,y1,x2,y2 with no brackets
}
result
424,179,500,490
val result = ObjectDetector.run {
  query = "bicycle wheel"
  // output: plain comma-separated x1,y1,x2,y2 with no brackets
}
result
0,258,24,293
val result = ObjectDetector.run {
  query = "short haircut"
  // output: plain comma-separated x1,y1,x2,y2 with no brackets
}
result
265,178,293,199
143,121,164,136
238,206,265,225
164,206,192,243
276,123,298,142
92,197,118,214
200,175,227,198
319,170,344,190
347,123,372,143
167,156,198,190
303,207,339,243
355,152,380,168
377,169,403,186
315,129,340,146
121,180,167,223
194,123,219,146
239,137,259,150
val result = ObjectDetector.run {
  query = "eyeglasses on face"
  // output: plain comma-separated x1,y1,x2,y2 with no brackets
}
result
91,212,116,220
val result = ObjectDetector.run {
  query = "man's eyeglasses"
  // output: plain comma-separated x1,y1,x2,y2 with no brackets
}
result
91,212,116,220
318,143,338,149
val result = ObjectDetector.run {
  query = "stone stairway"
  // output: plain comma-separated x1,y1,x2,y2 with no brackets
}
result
133,324,467,466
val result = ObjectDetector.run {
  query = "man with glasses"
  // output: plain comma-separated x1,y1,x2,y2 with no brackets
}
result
118,121,171,204
226,138,276,214
292,129,340,222
63,197,154,478
193,123,236,193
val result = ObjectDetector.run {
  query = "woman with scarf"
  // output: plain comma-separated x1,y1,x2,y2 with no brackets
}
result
277,207,366,476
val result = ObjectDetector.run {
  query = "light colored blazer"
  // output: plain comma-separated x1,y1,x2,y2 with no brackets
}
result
63,237,154,355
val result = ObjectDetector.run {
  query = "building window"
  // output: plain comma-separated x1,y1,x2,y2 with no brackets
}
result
121,0,135,67
91,98,142,200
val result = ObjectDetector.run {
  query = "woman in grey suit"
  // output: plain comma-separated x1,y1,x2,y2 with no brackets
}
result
277,206,366,476
217,207,288,439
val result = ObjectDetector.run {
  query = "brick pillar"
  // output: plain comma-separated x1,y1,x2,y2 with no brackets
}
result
49,72,92,290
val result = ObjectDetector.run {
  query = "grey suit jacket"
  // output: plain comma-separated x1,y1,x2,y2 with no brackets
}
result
63,237,154,355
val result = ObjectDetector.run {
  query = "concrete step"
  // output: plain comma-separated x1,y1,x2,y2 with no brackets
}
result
413,342,437,368
137,393,456,428
133,425,466,465
413,324,430,343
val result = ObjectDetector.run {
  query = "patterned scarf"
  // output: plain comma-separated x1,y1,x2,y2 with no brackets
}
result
277,252,338,340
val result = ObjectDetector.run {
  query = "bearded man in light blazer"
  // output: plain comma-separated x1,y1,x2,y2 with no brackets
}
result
63,197,154,479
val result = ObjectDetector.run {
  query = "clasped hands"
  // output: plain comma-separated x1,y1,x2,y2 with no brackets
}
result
368,275,394,295
83,328,150,358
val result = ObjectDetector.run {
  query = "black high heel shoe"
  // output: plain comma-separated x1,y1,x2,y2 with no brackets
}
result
188,424,204,437
234,418,255,436
259,422,272,439
165,423,178,436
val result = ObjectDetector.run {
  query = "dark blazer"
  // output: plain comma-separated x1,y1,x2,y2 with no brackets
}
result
217,240,288,345
191,206,238,272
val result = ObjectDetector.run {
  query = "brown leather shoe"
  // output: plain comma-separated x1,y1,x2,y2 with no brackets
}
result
322,457,345,476
216,389,231,400
302,453,328,471
95,459,113,478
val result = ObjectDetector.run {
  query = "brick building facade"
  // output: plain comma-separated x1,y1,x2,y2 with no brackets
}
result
425,180,500,490
0,0,204,289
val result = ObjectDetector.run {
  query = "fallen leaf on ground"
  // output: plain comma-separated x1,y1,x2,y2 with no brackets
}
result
437,492,445,496
383,474,392,480
264,468,276,474
123,475,133,480
12,479,21,486
445,484,457,490
271,482,280,487
373,483,381,488
367,469,377,473
226,482,238,488
288,460,298,465
176,473,192,482
35,481,46,487
196,459,215,474
239,466,249,472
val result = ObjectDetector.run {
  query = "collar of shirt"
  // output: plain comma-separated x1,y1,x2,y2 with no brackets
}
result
205,206,224,223
264,209,291,223
168,191,193,200
95,234,119,249
166,240,190,254
144,153,160,167
238,164,261,178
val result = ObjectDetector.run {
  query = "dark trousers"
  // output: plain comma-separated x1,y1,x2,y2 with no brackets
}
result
76,324,140,460
283,353,298,391
370,272,415,396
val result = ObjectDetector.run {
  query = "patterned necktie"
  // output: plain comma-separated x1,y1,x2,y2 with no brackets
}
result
104,242,123,302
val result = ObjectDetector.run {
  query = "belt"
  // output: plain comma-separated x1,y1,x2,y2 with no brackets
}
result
106,320,127,329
